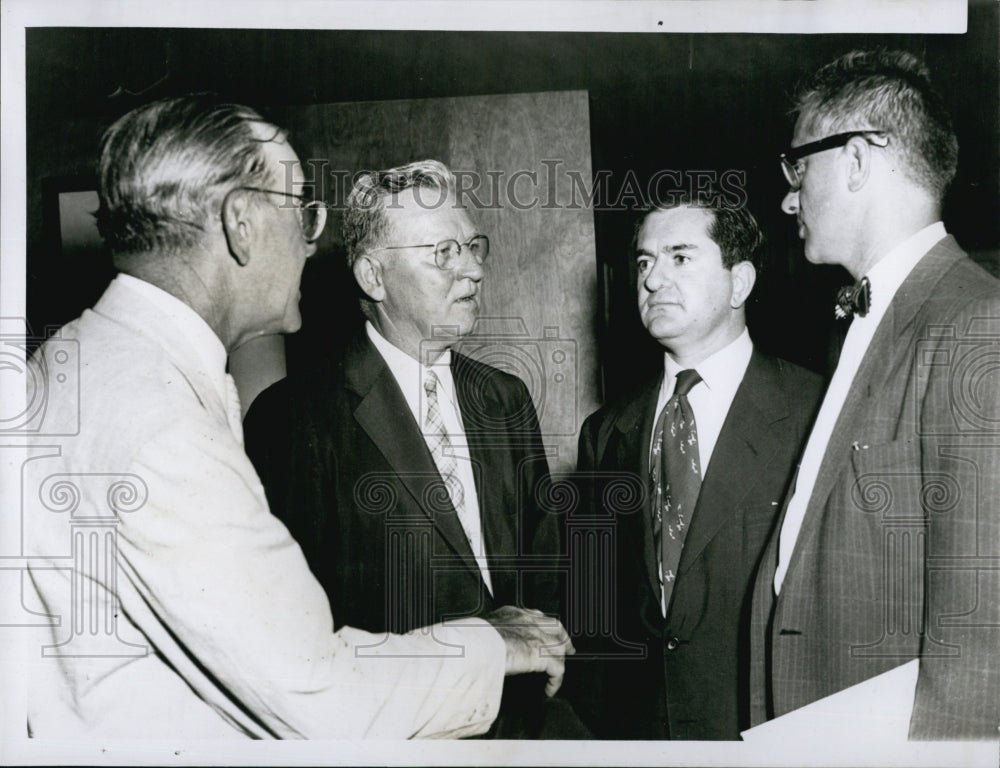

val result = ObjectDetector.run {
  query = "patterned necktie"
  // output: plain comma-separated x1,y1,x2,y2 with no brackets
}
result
423,370,491,593
224,373,244,447
424,370,465,515
650,368,702,612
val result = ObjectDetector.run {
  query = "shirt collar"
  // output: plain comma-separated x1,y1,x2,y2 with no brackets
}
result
663,327,752,394
116,273,228,384
365,321,455,403
862,221,946,316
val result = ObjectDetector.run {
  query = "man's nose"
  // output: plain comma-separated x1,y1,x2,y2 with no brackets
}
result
643,258,671,292
781,188,799,215
455,244,485,280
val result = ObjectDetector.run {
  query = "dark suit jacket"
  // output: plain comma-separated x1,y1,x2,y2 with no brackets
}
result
244,333,559,632
566,349,823,740
749,236,1000,739
244,333,572,737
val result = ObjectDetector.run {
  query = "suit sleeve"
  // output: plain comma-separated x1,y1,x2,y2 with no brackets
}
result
910,298,1000,739
117,415,506,739
555,412,608,735
512,375,564,618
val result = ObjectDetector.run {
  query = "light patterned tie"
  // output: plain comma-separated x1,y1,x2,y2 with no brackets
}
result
423,370,493,593
650,368,702,612
423,370,466,513
224,373,244,447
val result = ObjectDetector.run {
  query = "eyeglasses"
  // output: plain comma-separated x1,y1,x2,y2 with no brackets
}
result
237,186,327,242
780,130,889,191
378,234,490,270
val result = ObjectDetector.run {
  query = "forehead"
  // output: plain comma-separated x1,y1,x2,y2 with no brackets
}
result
638,206,715,246
384,188,475,240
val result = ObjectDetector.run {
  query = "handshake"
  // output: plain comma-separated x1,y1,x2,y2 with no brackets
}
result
485,606,575,697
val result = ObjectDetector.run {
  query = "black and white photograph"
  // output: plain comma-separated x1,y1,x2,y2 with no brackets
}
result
1,1,997,765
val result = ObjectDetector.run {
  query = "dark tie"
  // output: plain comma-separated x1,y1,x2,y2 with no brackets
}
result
650,368,703,612
834,276,871,319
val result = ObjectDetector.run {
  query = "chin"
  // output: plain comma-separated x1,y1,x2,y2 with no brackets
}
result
281,312,303,334
451,309,479,335
644,314,682,340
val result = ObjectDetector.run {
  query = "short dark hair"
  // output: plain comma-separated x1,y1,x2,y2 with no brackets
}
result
792,49,958,201
633,193,765,272
96,94,283,259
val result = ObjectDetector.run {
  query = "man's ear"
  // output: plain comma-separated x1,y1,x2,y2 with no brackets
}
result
353,254,386,302
730,261,757,309
845,136,873,193
221,190,254,266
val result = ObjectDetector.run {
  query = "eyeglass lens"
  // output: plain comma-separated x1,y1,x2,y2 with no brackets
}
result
434,235,490,269
781,159,801,190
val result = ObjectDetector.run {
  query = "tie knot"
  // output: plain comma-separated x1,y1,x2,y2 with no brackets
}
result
674,368,701,396
423,369,440,396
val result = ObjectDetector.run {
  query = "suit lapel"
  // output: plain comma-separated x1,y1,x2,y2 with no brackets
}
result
346,337,482,576
677,350,786,577
451,354,515,575
609,378,662,603
782,237,964,585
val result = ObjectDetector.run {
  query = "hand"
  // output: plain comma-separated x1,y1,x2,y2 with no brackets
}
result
484,605,575,697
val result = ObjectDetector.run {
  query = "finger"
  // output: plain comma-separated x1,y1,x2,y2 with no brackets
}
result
544,667,565,697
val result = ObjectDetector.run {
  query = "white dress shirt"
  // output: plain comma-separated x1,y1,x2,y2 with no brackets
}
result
366,322,492,593
774,222,947,593
24,275,506,739
650,327,754,474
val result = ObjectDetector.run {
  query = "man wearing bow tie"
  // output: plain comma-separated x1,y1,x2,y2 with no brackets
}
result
750,49,1000,739
566,194,822,739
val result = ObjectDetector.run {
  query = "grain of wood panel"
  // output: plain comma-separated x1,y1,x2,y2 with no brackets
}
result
267,90,599,471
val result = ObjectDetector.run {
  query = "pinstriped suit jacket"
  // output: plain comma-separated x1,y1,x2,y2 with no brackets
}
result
749,237,1000,739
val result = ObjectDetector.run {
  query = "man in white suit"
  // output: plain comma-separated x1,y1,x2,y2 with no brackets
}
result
23,95,571,739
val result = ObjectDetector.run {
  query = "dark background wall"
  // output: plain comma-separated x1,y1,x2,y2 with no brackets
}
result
25,10,999,404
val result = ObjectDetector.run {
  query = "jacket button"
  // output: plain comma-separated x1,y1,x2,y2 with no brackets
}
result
666,636,680,651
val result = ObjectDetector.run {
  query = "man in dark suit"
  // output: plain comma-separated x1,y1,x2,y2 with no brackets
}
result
750,49,1000,740
566,194,823,740
244,159,576,736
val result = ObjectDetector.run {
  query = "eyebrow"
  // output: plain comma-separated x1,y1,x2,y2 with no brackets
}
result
636,242,700,257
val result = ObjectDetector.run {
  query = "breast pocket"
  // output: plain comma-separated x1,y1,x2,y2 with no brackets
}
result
848,437,926,522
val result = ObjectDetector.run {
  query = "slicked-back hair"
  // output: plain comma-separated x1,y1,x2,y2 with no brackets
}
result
342,159,456,268
96,94,283,259
792,49,958,201
633,193,766,273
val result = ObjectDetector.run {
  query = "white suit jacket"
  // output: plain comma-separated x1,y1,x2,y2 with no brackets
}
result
22,275,505,739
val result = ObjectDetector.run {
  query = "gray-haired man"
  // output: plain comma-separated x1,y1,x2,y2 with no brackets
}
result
25,100,571,740
245,159,583,737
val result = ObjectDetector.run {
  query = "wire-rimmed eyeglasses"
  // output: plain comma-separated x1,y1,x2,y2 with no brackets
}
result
378,234,490,270
237,186,327,242
780,130,889,191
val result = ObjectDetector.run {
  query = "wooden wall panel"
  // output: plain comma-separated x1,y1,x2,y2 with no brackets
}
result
235,90,599,471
